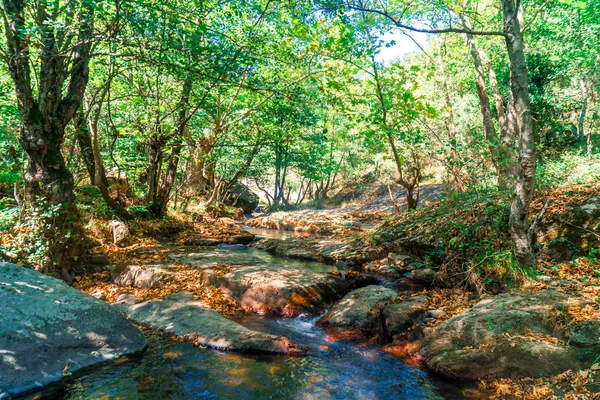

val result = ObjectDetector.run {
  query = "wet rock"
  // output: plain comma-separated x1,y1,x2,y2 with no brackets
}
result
570,320,600,347
322,242,386,265
110,220,130,247
426,342,581,381
0,262,147,398
363,263,403,277
383,295,429,339
252,238,320,261
317,285,397,341
344,272,380,290
387,252,417,272
118,291,299,354
183,238,221,247
169,250,348,316
112,264,177,289
253,237,386,265
228,232,255,245
420,290,587,380
409,267,440,284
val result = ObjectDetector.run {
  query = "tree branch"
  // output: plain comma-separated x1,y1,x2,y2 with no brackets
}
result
347,4,506,37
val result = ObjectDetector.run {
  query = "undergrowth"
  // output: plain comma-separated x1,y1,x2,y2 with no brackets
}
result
367,181,599,293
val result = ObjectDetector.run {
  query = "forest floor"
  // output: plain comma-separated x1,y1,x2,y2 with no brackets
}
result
65,182,600,399
244,182,600,399
3,182,600,399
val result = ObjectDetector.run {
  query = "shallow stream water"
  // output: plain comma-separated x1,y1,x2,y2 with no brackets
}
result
25,230,470,399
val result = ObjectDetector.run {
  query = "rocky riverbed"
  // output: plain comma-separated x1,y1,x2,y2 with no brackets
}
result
4,189,600,398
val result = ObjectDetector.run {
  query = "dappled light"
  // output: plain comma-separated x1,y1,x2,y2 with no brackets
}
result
0,0,599,397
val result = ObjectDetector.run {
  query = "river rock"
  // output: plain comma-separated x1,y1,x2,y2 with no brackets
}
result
169,249,349,316
0,262,147,398
570,320,600,347
317,285,397,341
253,237,386,265
110,220,130,247
112,264,177,289
118,291,299,354
537,194,600,260
387,252,418,272
420,289,587,380
383,295,429,339
226,183,259,214
183,238,221,247
252,237,321,261
408,267,440,284
228,232,256,245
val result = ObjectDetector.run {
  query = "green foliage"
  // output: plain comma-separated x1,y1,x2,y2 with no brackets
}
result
0,0,598,273
368,189,539,291
0,199,19,232
537,151,600,188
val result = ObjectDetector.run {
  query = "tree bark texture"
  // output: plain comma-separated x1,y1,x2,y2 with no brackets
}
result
1,0,95,273
503,0,537,268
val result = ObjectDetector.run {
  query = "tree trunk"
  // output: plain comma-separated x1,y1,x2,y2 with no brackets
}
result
1,0,95,274
579,78,588,137
503,0,537,269
150,77,193,217
460,15,505,186
79,100,132,220
387,133,419,210
76,112,96,184
145,130,165,207
437,50,466,191
481,50,518,188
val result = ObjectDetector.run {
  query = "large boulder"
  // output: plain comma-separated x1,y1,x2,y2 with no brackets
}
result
420,290,588,380
317,285,397,341
0,263,147,398
537,194,600,260
252,237,386,265
226,183,259,214
227,232,256,245
105,166,132,197
408,267,441,284
383,295,429,339
169,249,349,316
570,320,600,347
252,237,321,261
112,264,179,289
118,291,300,354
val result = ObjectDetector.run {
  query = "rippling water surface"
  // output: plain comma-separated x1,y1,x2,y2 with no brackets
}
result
35,314,463,400
28,232,469,399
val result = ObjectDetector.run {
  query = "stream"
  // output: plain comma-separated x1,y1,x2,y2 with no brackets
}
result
25,229,470,399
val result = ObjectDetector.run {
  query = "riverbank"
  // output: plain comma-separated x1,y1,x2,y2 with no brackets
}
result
3,182,600,398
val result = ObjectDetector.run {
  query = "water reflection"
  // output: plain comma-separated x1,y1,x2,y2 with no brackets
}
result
32,312,466,400
25,235,467,400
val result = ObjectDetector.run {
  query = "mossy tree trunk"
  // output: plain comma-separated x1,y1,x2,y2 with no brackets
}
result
1,0,95,275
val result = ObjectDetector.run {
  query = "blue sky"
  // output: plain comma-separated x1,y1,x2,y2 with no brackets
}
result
375,29,430,64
